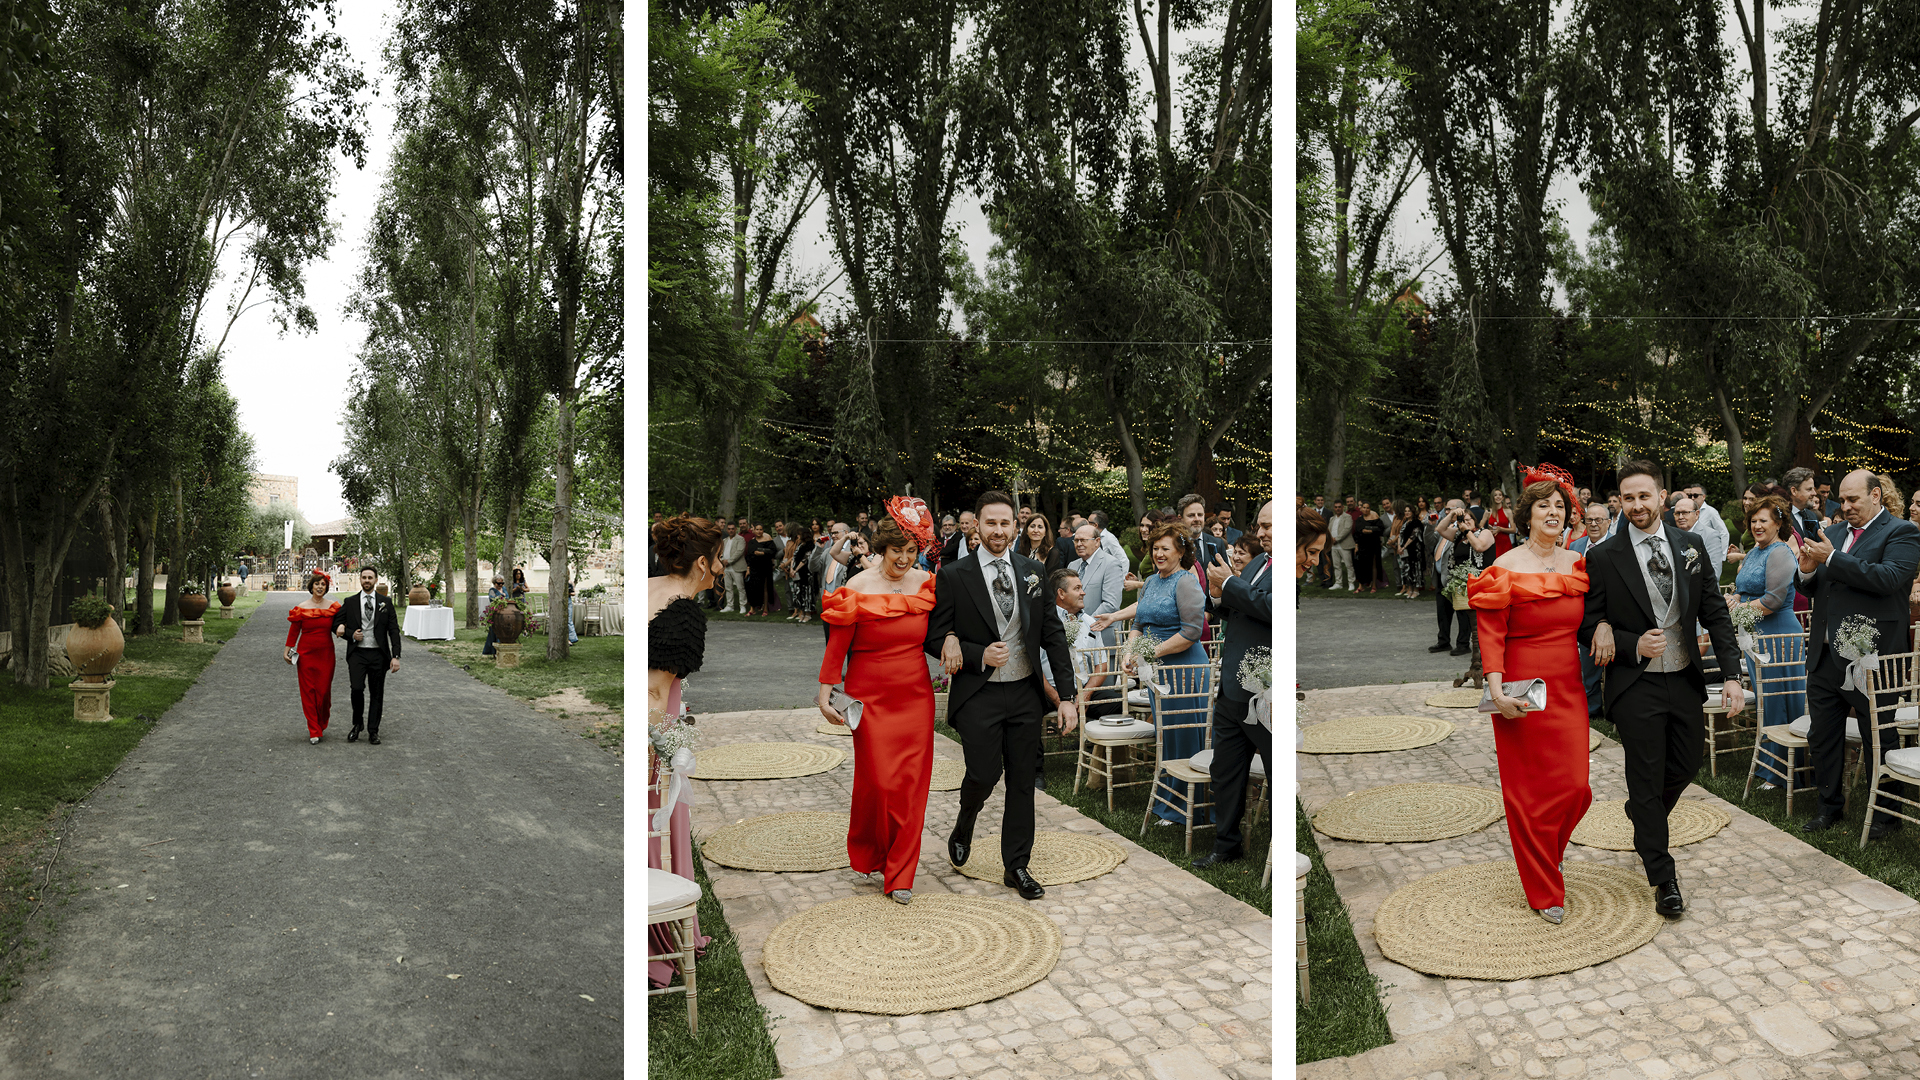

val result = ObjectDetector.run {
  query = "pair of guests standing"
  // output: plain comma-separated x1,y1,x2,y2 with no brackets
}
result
284,567,402,745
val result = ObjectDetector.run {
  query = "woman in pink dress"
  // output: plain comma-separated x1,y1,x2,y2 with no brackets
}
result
647,514,726,988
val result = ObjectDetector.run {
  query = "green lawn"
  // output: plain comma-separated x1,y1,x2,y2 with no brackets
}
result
645,847,781,1080
1296,803,1394,1064
423,625,621,718
0,600,260,1000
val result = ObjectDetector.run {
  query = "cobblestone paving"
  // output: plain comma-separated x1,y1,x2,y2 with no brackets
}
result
687,708,1274,1080
1298,682,1920,1080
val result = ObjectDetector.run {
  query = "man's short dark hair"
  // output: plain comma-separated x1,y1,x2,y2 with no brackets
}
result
1048,567,1080,599
1616,460,1662,489
1783,466,1815,489
975,490,1015,517
1176,494,1206,515
1089,510,1108,529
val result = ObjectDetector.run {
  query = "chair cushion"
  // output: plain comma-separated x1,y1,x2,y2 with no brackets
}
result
1188,748,1265,779
1084,718,1155,742
1295,852,1312,880
1885,747,1920,781
1898,706,1919,730
1163,759,1212,784
1787,713,1861,742
648,868,702,916
1127,689,1153,706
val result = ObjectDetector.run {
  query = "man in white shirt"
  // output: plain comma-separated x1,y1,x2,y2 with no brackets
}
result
1327,499,1355,590
1070,525,1125,645
720,523,747,613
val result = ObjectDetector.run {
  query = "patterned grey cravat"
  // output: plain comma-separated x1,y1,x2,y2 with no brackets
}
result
1644,536,1673,604
992,558,1014,618
364,594,374,638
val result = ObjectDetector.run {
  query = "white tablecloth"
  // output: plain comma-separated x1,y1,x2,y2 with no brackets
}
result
571,601,624,636
403,605,457,640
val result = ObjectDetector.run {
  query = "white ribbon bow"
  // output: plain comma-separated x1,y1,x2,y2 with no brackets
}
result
653,746,697,833
1736,630,1771,666
1251,688,1273,731
1843,653,1879,694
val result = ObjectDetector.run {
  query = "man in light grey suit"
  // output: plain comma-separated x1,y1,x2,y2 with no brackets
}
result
720,522,748,613
1070,525,1125,645
1088,510,1128,566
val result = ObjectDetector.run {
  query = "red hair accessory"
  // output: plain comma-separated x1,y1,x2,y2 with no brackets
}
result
886,496,938,552
308,569,332,588
1522,463,1585,542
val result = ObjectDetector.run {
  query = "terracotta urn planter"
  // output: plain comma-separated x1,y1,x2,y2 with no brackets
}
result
217,584,236,606
408,585,431,606
491,604,527,645
178,594,209,620
67,617,125,683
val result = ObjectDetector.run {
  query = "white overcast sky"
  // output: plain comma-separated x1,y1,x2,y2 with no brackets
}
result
216,6,396,525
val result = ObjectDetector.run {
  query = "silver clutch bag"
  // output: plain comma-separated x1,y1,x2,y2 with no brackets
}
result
1478,679,1547,713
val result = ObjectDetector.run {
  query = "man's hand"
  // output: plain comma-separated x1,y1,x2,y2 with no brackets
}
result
983,641,1011,668
1206,554,1233,597
353,628,365,643
389,658,400,674
1055,699,1079,734
941,634,964,676
1800,537,1833,572
1722,680,1745,716
1637,628,1667,659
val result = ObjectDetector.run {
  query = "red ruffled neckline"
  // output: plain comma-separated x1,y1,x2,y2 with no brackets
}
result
1467,561,1589,608
820,576,938,625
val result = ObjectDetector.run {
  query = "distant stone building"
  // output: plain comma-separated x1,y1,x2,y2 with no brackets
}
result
248,474,298,510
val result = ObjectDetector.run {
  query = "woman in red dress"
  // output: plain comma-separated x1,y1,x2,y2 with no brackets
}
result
816,497,940,904
284,571,342,744
1469,468,1593,923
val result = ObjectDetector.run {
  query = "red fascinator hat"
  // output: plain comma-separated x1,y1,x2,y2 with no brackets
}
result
1522,463,1585,542
886,496,938,552
308,569,332,588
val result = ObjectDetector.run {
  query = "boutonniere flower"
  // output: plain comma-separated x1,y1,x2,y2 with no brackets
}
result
1683,546,1700,572
1024,572,1040,597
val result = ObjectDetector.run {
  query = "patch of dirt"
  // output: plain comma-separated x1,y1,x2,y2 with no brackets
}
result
531,689,622,756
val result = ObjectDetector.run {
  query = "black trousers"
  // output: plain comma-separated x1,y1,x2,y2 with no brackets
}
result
953,679,1045,870
347,649,390,734
1209,695,1271,856
1435,587,1468,647
1806,648,1906,824
1611,671,1703,885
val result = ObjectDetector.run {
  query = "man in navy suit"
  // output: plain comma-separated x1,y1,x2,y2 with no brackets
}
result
331,568,402,744
1794,469,1920,837
1195,500,1273,869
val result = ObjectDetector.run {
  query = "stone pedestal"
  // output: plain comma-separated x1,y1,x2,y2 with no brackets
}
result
183,619,204,643
495,642,522,668
219,605,234,618
71,679,114,722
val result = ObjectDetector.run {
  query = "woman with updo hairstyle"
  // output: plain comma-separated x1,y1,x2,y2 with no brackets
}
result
646,514,724,989
285,570,343,744
1735,494,1804,787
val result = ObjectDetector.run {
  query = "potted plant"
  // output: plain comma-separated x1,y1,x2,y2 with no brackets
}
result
488,598,527,644
217,581,237,607
177,582,209,621
1443,565,1477,611
66,594,123,682
408,582,431,606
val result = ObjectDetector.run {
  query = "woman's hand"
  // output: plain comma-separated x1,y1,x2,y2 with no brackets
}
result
1590,622,1615,665
1089,612,1116,633
1122,573,1144,591
816,685,846,726
284,646,296,665
1489,691,1528,720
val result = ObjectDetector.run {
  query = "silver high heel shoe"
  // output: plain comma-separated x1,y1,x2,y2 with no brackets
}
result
1535,906,1564,925
889,889,912,904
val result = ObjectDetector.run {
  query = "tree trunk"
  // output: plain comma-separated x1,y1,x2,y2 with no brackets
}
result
717,410,742,520
502,493,521,592
1103,364,1146,521
460,499,483,629
1322,396,1348,510
549,391,576,662
163,473,184,626
135,498,158,635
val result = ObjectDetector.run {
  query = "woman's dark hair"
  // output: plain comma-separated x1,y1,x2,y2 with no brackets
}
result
787,522,805,541
306,572,330,593
1298,509,1329,549
1145,521,1194,568
1746,495,1791,534
1513,479,1572,540
1017,512,1055,561
653,514,726,576
871,515,916,555
512,567,527,582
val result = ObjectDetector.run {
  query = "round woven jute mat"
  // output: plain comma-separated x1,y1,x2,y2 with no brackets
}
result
1300,715,1454,754
951,831,1128,886
700,811,852,872
1571,799,1730,851
1311,783,1505,843
1374,860,1664,980
762,894,1062,1014
814,721,853,736
1425,688,1485,709
929,757,966,791
692,742,846,780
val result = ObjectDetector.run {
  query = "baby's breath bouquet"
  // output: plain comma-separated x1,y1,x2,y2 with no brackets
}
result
1123,631,1166,693
1728,602,1767,663
1834,614,1882,692
649,708,700,831
1238,646,1272,694
1062,613,1085,643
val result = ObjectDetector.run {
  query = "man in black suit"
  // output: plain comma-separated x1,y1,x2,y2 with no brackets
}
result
332,567,402,744
1794,469,1920,838
927,491,1078,900
1581,461,1743,918
1196,500,1273,869
1783,467,1823,541
1179,495,1228,593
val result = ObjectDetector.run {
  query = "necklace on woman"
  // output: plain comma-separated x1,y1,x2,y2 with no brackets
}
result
1524,535,1559,571
880,568,909,593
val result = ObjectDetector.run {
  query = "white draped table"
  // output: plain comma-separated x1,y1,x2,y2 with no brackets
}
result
571,601,625,636
402,605,457,640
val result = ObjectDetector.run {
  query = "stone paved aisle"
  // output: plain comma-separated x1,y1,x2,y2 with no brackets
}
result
0,593,622,1078
1299,682,1920,1080
689,706,1274,1080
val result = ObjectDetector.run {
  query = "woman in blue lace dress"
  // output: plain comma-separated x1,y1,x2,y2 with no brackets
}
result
1735,495,1805,787
1092,522,1212,825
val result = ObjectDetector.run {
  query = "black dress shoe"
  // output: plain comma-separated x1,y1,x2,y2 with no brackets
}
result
1654,879,1684,917
1193,852,1243,870
948,815,976,867
1004,867,1045,900
347,727,362,743
1869,819,1904,840
1449,644,1470,656
368,733,381,745
1428,642,1452,653
1802,813,1840,833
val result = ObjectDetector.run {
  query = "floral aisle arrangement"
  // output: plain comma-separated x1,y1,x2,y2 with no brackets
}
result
1834,614,1882,693
649,708,699,831
1728,602,1767,663
1239,646,1273,730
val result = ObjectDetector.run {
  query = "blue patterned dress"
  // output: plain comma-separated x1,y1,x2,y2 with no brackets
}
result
1137,567,1213,824
1737,540,1804,785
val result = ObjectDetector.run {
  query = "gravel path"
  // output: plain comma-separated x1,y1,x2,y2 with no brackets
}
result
0,593,622,1077
1298,595,1481,690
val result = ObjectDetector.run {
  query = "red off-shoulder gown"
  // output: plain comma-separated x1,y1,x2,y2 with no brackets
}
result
818,577,938,894
286,602,342,739
1469,564,1594,909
